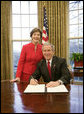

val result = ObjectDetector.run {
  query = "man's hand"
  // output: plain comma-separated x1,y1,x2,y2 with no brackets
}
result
46,81,60,87
30,79,38,85
10,77,20,83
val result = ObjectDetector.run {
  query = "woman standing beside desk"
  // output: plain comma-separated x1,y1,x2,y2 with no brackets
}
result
10,28,43,82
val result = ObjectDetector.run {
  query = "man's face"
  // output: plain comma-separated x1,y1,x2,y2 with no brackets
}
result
42,45,54,60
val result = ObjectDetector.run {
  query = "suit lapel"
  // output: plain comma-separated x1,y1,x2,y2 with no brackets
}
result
51,56,58,80
51,57,57,69
43,59,51,80
51,56,58,68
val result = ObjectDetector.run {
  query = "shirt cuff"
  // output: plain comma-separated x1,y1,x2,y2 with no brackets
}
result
58,80,63,85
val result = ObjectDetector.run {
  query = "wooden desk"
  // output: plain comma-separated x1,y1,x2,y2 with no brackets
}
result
1,81,83,113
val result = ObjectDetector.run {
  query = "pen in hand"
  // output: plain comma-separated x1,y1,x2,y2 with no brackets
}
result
30,76,38,85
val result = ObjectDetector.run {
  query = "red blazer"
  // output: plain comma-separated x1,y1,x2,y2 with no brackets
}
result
16,43,43,81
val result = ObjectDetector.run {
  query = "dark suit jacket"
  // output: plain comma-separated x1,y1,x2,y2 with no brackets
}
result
30,56,71,85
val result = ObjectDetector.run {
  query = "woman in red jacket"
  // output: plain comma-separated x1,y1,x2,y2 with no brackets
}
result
10,28,43,82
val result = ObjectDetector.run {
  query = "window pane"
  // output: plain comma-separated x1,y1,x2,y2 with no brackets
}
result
13,42,22,53
30,1,37,14
22,41,31,46
79,39,83,53
12,1,20,14
13,28,21,39
13,42,22,77
69,1,78,10
29,27,35,34
69,25,78,37
30,15,38,27
21,1,29,14
12,15,21,27
69,39,78,53
79,24,83,37
21,15,29,27
79,10,83,24
69,11,78,24
79,1,83,9
22,28,31,40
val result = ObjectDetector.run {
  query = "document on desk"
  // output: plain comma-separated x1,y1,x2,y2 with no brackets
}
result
24,84,68,93
47,85,68,93
24,84,45,93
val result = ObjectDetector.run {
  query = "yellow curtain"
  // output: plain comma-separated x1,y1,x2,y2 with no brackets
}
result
38,1,68,59
1,1,13,80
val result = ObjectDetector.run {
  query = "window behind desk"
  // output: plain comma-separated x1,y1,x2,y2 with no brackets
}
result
12,1,38,78
68,1,83,83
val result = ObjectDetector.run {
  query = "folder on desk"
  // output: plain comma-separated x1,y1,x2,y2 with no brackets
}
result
24,84,68,93
47,85,68,93
24,84,45,93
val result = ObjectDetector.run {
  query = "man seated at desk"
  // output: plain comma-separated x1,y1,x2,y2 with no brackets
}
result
29,43,71,87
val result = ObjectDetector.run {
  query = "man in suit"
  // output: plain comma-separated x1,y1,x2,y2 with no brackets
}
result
29,43,71,87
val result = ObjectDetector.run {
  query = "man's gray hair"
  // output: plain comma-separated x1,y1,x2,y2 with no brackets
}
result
42,42,55,51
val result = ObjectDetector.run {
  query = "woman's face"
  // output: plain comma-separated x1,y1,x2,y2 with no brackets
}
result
32,32,41,44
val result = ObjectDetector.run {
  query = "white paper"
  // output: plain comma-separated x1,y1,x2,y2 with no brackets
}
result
24,84,45,93
47,84,68,93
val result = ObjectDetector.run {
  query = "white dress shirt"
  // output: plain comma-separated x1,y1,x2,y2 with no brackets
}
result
46,58,52,67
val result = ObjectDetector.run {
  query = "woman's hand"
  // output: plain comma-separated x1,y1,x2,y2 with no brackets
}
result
10,77,20,83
